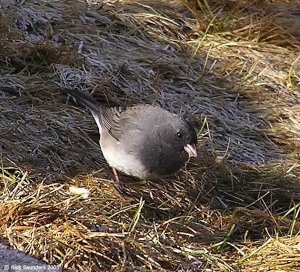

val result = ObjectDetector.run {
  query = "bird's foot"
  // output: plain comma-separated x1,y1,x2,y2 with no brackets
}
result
112,167,124,193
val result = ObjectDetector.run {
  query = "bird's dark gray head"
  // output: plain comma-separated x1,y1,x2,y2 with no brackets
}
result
122,106,198,178
158,113,198,159
137,111,198,177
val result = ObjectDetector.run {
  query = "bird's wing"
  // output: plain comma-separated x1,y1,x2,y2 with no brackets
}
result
99,106,128,141
101,105,157,141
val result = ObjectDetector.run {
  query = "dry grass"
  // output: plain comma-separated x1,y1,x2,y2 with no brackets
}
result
0,0,299,271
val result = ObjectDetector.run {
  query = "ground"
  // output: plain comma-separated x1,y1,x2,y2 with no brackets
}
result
0,243,61,271
0,0,299,271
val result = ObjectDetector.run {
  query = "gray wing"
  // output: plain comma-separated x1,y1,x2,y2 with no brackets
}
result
99,106,127,141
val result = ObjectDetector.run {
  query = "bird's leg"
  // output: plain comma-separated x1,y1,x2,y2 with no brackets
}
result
112,167,123,192
112,167,120,183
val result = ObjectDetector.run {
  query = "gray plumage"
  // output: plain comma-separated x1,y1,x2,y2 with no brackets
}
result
64,88,197,179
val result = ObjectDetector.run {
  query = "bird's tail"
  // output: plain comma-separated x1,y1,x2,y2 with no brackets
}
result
63,88,104,133
63,88,101,112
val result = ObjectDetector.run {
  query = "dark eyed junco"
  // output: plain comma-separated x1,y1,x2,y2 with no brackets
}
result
63,88,197,180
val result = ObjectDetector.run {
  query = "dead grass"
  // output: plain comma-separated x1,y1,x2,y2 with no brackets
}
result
0,0,299,271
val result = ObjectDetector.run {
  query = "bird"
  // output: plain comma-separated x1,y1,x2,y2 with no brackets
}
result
63,88,197,182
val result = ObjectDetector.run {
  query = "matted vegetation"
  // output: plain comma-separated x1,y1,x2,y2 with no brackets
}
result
0,0,299,271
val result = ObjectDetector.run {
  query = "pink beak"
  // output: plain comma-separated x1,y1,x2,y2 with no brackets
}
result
184,144,197,158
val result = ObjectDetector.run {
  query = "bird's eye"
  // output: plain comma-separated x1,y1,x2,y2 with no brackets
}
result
177,132,183,138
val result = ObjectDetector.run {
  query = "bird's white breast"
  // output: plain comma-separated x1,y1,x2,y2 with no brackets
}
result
99,135,148,178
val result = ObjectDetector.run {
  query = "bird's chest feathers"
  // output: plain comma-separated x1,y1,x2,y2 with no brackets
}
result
100,138,147,178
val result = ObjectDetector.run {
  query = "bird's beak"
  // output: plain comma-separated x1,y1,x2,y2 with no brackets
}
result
184,144,197,158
